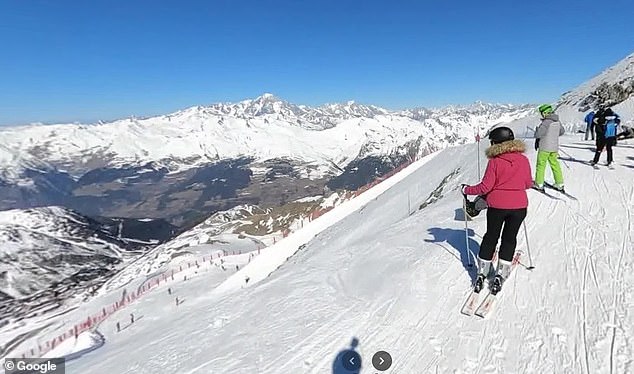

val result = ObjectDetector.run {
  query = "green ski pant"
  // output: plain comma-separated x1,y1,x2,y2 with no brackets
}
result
535,150,564,186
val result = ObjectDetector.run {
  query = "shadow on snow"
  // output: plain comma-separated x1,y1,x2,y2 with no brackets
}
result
332,337,362,374
425,210,479,282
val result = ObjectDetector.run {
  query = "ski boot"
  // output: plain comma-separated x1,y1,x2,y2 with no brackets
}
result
474,257,493,293
490,275,504,295
490,259,512,295
553,183,565,193
531,182,545,193
474,274,486,293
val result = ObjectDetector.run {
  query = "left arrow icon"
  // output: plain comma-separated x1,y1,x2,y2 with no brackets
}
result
342,351,361,370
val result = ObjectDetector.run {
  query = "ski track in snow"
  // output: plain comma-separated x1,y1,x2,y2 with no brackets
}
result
4,136,634,374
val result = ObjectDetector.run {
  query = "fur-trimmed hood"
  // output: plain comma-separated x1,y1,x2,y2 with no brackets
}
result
485,139,526,159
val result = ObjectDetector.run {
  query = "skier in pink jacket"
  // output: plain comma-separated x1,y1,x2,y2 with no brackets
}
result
461,126,533,294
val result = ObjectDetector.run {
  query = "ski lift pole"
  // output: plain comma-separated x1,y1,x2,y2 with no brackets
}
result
476,131,481,180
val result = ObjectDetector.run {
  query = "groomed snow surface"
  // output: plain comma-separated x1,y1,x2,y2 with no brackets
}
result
9,134,634,373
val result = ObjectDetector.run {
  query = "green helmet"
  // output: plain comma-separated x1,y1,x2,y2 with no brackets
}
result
538,104,554,115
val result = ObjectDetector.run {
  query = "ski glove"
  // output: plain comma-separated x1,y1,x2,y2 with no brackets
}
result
534,138,540,150
460,184,469,195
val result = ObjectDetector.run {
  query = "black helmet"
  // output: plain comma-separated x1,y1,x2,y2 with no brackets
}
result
488,126,514,144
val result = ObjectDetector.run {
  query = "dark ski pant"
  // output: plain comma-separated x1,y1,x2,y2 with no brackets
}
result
479,207,527,262
593,137,616,164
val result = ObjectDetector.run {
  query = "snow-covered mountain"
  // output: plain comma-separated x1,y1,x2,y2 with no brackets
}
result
205,93,390,129
559,53,634,111
0,97,532,181
0,207,176,326
0,96,533,229
555,52,634,127
499,52,634,137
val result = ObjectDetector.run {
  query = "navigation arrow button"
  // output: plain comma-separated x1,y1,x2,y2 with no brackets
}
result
372,351,392,371
342,351,362,371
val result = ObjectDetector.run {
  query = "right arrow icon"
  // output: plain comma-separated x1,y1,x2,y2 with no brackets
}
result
372,351,392,371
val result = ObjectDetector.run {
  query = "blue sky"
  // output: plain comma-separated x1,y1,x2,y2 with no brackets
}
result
1,0,633,125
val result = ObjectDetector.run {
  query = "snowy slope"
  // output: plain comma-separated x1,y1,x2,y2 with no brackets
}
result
555,53,634,128
0,208,129,299
559,53,634,109
499,53,634,137
0,207,176,331
5,133,633,373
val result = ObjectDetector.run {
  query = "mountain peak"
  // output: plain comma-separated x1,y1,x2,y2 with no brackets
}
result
254,93,282,102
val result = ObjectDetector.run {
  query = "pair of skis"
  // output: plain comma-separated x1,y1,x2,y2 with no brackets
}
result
531,185,561,200
460,252,522,318
591,162,615,170
542,182,577,200
531,182,577,201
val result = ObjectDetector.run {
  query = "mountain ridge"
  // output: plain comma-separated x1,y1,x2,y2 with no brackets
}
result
1,95,531,129
0,96,534,184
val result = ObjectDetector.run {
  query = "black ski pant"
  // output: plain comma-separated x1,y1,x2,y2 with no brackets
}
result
479,207,527,262
592,137,616,164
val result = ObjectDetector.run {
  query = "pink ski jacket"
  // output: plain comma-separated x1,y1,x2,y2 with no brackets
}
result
464,139,533,209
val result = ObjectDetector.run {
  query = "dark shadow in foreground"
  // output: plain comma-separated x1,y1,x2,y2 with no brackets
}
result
556,157,592,166
332,337,362,374
426,223,479,283
560,144,596,152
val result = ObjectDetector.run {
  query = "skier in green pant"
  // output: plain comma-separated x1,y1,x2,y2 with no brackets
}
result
533,104,565,192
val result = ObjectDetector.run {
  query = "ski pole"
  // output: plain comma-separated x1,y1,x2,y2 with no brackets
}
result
559,157,571,170
558,148,574,159
557,149,572,169
522,221,535,270
463,194,473,268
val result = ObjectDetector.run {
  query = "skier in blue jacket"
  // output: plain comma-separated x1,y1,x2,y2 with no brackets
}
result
591,108,620,168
